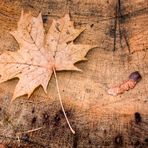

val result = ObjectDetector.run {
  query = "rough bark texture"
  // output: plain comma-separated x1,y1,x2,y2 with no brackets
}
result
0,0,148,147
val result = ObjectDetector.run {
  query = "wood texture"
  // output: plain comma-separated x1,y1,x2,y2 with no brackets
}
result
0,0,148,147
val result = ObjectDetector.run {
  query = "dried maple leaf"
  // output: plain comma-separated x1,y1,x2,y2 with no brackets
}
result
0,11,95,100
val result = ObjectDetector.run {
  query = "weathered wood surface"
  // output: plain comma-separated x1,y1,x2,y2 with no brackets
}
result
0,0,148,147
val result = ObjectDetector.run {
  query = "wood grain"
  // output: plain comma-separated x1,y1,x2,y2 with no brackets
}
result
0,0,147,147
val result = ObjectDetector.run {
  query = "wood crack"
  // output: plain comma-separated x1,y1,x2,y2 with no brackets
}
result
113,4,118,52
112,0,131,53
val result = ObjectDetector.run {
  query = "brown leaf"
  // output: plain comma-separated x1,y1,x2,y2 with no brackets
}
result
0,144,6,148
107,71,142,96
0,11,95,100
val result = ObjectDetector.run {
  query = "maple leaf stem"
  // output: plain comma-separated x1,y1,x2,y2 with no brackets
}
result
53,67,75,134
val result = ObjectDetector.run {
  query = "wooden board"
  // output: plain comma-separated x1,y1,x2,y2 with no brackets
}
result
0,0,148,147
